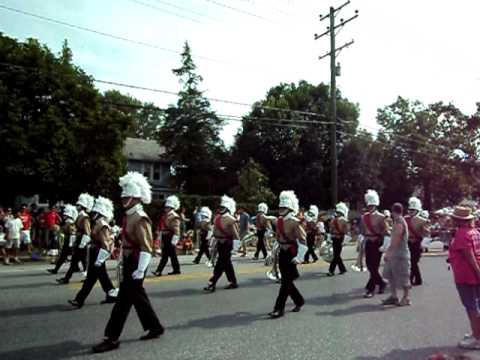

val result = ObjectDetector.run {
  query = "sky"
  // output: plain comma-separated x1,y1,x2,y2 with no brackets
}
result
1,0,479,146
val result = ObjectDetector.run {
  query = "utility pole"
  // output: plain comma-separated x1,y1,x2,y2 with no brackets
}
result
315,1,358,208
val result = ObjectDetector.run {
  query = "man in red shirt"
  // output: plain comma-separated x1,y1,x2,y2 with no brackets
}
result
19,204,33,254
44,205,61,253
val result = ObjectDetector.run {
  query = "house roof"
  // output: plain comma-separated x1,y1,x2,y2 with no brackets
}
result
123,137,167,162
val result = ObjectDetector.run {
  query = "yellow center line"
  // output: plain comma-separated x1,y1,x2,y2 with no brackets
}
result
66,260,331,289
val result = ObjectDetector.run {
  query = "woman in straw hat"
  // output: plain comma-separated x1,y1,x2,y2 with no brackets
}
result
448,206,480,350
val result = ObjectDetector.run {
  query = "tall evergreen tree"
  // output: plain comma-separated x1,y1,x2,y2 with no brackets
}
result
158,41,225,194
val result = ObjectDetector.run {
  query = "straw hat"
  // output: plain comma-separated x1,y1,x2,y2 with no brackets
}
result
451,206,474,220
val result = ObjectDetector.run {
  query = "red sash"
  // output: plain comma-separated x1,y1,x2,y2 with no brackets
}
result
405,216,422,240
362,213,380,237
332,218,342,234
214,215,232,240
277,217,286,239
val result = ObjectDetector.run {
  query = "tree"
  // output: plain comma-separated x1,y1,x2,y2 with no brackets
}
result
232,81,360,208
232,158,275,206
158,41,226,194
0,34,132,203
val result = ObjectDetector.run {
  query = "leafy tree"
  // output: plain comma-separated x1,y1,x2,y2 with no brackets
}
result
232,158,276,205
158,41,226,194
232,81,359,208
0,34,132,203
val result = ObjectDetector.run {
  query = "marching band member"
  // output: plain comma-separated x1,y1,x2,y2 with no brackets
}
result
254,202,269,260
56,193,94,284
327,202,349,276
93,172,163,353
268,191,306,318
193,207,212,264
203,195,240,293
152,195,181,276
68,196,118,308
303,205,320,264
361,190,388,298
48,204,78,274
405,196,430,286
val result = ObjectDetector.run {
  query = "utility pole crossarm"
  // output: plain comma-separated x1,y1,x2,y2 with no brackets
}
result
318,40,354,60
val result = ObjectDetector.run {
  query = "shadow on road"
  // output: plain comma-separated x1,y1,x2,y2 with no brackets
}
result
0,341,88,360
308,288,366,307
169,311,267,330
0,304,73,318
355,345,471,360
315,303,386,317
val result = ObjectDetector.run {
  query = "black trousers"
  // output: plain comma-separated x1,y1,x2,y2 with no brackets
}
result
53,241,72,272
194,237,211,263
105,255,163,341
210,241,237,286
365,239,386,293
255,229,267,259
274,248,304,311
64,246,87,281
304,232,318,262
409,241,423,285
155,241,180,274
329,236,346,273
74,247,115,304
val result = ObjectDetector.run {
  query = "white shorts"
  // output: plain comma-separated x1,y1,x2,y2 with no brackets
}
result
21,230,31,244
5,238,20,249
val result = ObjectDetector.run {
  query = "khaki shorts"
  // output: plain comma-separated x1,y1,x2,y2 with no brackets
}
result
5,237,20,249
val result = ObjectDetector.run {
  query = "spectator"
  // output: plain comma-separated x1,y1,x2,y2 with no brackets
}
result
0,207,7,264
44,205,61,254
179,207,189,238
448,206,480,350
19,204,33,254
5,209,23,264
237,206,250,257
382,203,411,306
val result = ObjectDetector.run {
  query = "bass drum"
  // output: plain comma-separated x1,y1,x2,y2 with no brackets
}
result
319,235,333,263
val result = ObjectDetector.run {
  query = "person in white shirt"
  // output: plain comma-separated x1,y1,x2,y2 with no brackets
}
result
5,209,23,264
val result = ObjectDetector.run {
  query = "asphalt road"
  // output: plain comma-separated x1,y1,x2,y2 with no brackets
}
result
0,248,478,360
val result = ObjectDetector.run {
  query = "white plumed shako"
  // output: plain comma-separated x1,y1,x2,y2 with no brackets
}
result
420,210,429,219
364,189,380,207
77,193,95,212
91,196,114,221
278,190,299,215
408,197,422,212
199,206,212,221
164,195,180,211
119,171,152,204
336,202,349,218
257,202,268,214
220,195,236,215
305,205,319,222
63,204,79,222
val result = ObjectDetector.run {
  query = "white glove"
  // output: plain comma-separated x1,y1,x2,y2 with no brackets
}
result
293,241,308,264
68,235,76,247
171,234,180,246
206,230,213,241
233,239,241,251
132,251,152,280
95,248,111,267
78,234,91,249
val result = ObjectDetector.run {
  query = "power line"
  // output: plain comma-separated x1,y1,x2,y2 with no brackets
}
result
150,0,219,21
203,0,276,23
0,4,225,64
126,0,203,24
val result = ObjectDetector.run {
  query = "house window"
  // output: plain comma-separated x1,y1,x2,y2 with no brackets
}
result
153,163,161,181
143,162,152,180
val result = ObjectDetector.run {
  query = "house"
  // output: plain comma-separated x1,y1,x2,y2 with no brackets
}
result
123,137,175,200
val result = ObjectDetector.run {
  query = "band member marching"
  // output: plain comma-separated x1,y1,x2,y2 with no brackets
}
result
203,195,240,293
303,205,320,264
152,195,181,276
405,196,430,286
48,204,78,274
327,202,349,276
254,202,269,260
193,207,212,264
68,196,118,308
361,189,388,298
92,172,164,353
56,193,94,284
268,190,306,318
